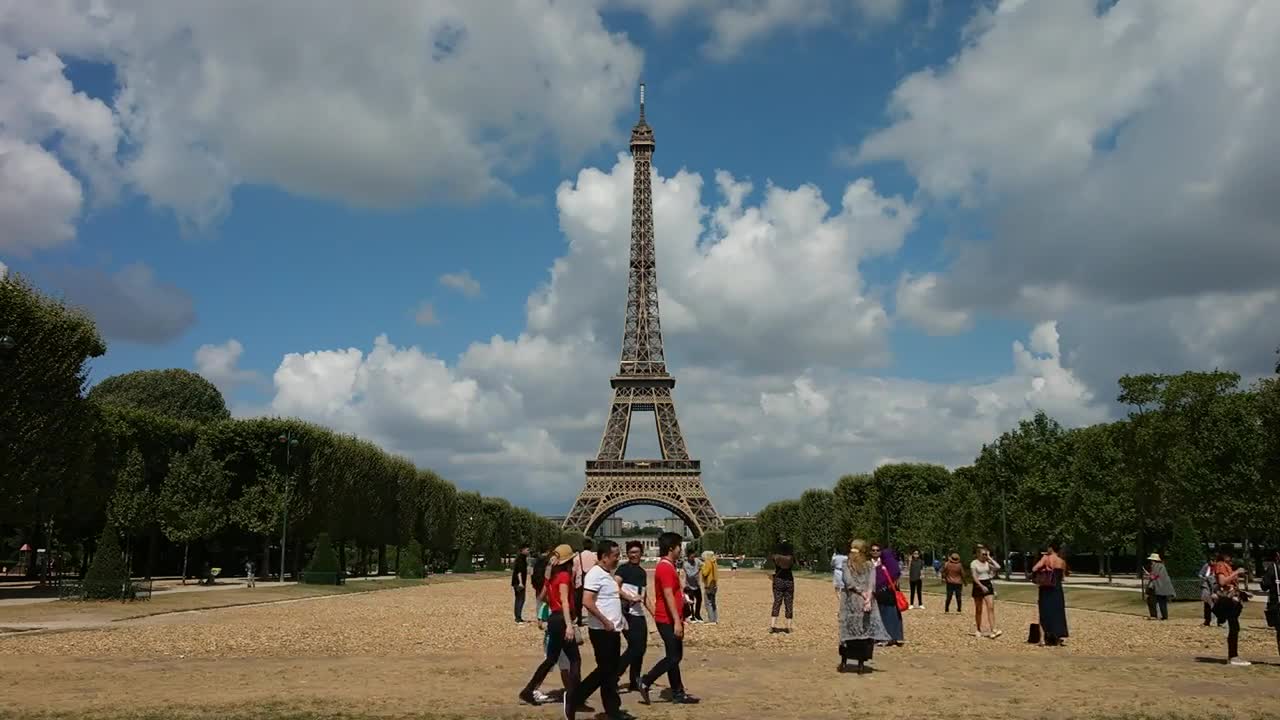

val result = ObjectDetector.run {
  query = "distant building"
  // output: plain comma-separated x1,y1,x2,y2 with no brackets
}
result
596,517,624,538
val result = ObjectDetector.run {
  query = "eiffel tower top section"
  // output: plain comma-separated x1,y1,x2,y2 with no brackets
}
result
617,82,668,382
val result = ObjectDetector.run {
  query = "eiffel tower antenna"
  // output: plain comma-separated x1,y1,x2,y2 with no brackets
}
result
562,83,722,538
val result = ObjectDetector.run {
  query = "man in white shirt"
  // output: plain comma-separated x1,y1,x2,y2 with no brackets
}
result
574,539,626,719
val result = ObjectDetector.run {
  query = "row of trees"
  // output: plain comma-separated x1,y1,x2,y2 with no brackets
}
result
1,274,562,580
697,365,1280,580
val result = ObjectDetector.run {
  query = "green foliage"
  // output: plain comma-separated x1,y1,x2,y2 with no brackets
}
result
159,441,231,546
108,447,154,536
83,525,130,599
452,545,475,573
797,488,837,568
398,541,425,578
722,520,760,556
700,530,725,553
559,530,586,551
1166,517,1204,578
89,369,230,424
305,533,339,573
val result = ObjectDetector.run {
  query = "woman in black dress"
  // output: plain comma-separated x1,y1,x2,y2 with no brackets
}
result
1031,543,1069,646
769,542,796,633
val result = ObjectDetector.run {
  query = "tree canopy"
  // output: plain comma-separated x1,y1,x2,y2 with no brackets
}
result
88,368,231,424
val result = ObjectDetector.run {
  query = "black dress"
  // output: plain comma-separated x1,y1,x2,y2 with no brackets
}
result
1037,568,1069,644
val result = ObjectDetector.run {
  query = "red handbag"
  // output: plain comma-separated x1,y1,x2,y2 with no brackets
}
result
882,567,909,612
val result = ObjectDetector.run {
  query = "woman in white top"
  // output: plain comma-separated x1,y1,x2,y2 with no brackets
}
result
969,545,1003,639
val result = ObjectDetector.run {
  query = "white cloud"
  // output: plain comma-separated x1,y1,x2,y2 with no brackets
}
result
861,0,1280,386
611,0,907,60
413,302,440,327
0,260,7,279
439,271,482,298
194,339,262,397
1,2,643,236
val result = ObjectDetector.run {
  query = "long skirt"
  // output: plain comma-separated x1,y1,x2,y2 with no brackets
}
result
1037,585,1069,642
840,638,875,663
879,599,904,642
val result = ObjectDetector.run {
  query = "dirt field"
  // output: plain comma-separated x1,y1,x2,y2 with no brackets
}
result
1,570,1277,720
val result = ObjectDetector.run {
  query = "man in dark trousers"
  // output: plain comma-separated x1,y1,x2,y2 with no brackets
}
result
615,540,653,692
639,532,700,705
512,543,529,623
575,540,630,720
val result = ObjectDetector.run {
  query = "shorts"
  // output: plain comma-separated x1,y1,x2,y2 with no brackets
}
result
543,627,571,670
972,579,994,599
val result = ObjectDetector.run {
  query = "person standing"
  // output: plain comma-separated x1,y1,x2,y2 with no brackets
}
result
512,543,530,623
970,545,1003,638
1144,553,1176,621
532,546,551,630
683,548,703,622
838,539,890,674
874,546,905,645
832,543,849,600
244,559,256,589
520,545,582,715
942,553,964,613
1031,544,1069,646
1212,548,1250,666
1261,547,1280,658
639,532,699,705
1200,556,1222,627
907,549,926,609
700,551,719,624
769,543,796,633
575,540,629,720
615,540,653,692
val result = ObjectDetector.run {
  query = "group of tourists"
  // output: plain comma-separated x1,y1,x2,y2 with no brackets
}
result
518,533,698,720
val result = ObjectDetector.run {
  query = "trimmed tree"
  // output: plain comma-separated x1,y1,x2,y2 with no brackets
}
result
303,533,341,584
398,540,425,579
159,441,230,584
452,545,475,574
83,525,130,600
88,368,230,424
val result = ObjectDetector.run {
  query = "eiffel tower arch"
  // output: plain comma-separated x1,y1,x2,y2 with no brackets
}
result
563,83,722,539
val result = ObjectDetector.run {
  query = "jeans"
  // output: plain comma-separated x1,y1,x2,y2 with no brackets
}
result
522,614,581,697
642,622,684,694
945,583,963,612
513,587,526,622
687,587,703,620
910,579,923,606
1219,601,1242,658
576,629,622,716
705,588,718,622
618,614,647,687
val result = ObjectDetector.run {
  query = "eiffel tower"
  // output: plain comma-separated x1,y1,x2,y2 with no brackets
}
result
562,84,722,538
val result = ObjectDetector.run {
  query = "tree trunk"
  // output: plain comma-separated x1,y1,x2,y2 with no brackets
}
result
378,544,387,576
145,526,158,580
261,536,271,580
1244,530,1252,588
1105,552,1112,583
394,545,401,577
181,543,190,585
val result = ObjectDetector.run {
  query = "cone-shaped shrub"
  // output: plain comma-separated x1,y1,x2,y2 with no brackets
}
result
452,545,474,573
398,541,425,579
84,525,130,599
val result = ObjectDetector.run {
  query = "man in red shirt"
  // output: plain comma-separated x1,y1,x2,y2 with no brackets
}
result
639,532,699,705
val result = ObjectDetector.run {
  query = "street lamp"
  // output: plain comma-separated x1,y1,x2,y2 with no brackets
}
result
0,330,16,362
278,431,299,583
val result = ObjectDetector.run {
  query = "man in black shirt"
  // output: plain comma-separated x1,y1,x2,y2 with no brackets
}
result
512,543,529,623
530,545,550,629
615,540,654,692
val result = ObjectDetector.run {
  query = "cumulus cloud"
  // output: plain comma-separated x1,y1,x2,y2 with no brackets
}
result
860,0,1280,388
439,271,482,298
54,263,196,344
611,0,907,60
1,2,642,236
194,339,263,397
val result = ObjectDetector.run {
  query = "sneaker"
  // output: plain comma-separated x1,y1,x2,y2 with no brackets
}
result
919,604,925,609
638,682,652,705
672,692,701,704
1229,657,1252,667
518,689,539,706
990,629,1003,639
973,631,985,638
531,690,552,704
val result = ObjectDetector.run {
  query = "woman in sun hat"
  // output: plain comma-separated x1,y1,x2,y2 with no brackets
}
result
1144,552,1176,621
520,544,583,712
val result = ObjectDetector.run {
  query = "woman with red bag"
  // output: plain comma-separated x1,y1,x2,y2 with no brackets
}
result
871,544,906,647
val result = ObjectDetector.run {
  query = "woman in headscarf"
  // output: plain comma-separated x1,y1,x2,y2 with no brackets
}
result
873,545,905,646
838,539,890,674
700,550,719,624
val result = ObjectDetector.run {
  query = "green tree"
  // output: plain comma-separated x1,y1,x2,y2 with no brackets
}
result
88,369,230,424
398,540,425,578
159,441,231,583
107,447,154,576
870,463,951,551
833,473,876,543
1064,422,1135,580
797,488,838,569
83,524,130,599
1166,516,1205,579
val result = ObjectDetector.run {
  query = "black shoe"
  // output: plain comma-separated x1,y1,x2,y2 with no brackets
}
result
638,682,651,705
672,692,701,704
518,689,538,706
608,712,638,720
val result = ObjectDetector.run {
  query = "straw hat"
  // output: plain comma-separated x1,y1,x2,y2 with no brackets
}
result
1147,553,1162,562
553,544,578,564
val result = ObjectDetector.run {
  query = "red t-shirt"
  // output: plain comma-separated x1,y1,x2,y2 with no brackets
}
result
653,557,683,625
547,567,574,614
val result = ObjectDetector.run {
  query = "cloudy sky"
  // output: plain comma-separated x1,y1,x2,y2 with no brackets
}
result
3,0,1277,516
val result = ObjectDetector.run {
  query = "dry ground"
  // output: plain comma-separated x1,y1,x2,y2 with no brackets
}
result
1,570,1277,720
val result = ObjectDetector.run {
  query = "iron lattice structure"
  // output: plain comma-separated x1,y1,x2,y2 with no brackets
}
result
563,85,722,538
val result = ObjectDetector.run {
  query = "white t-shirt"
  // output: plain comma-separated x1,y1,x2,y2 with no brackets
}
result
583,565,624,631
970,558,999,582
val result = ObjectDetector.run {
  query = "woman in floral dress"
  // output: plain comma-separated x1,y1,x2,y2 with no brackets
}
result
838,539,890,674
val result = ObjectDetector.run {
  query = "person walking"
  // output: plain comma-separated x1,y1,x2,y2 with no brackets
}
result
942,553,964,613
520,545,583,716
1143,553,1176,621
832,543,850,601
532,545,551,630
1211,547,1250,666
512,543,530,623
244,559,256,589
639,532,699,705
1262,547,1280,658
769,542,796,633
907,549,926,609
700,551,719,624
970,545,1003,638
683,548,703,622
615,540,653,693
1200,556,1222,627
574,540,630,720
1031,544,1069,646
837,539,890,674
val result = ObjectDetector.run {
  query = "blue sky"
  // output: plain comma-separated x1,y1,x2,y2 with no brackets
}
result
4,0,1277,515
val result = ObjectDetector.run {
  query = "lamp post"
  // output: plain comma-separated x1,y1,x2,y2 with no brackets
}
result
0,330,16,363
278,431,299,584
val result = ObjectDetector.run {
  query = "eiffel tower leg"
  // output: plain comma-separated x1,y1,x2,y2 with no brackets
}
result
652,392,689,460
596,398,632,461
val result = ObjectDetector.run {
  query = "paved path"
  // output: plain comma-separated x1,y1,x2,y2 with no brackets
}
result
0,574,400,608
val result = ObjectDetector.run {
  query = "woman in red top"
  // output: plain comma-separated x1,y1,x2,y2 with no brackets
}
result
1211,548,1250,666
520,544,583,713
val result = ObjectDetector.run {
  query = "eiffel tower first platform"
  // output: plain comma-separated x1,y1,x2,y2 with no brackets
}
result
562,84,722,538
